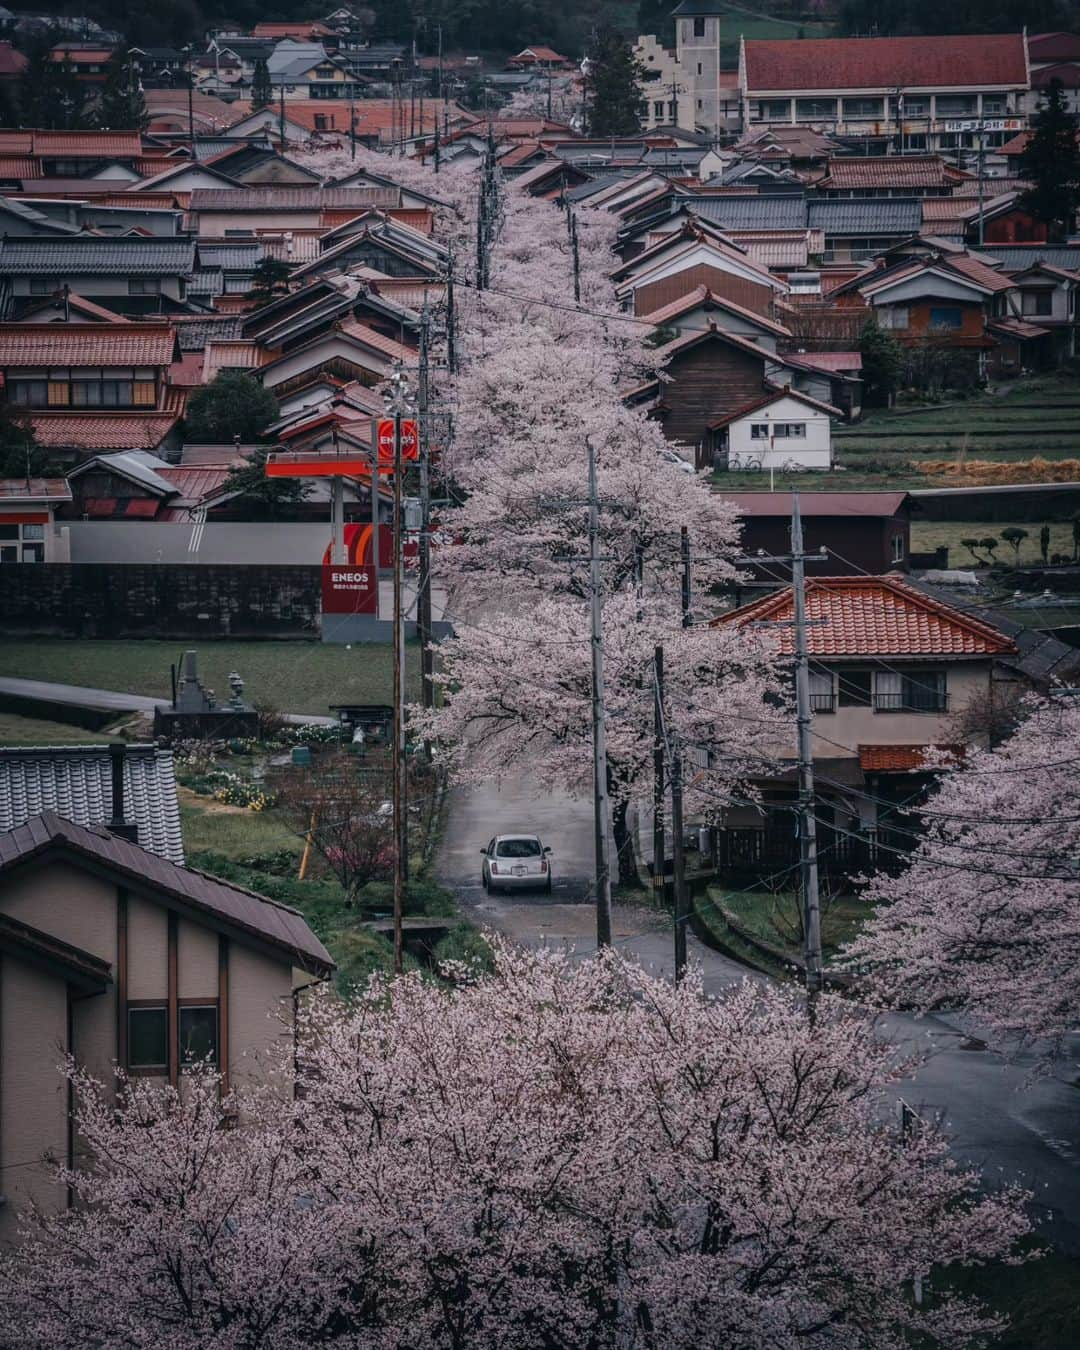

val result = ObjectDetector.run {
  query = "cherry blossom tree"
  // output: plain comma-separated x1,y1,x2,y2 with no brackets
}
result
843,697,1080,1065
1,947,1032,1348
411,590,785,881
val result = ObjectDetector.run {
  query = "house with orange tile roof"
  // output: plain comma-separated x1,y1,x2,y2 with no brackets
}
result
710,572,1020,881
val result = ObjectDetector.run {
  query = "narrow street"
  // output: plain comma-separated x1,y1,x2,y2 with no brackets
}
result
437,776,1080,1253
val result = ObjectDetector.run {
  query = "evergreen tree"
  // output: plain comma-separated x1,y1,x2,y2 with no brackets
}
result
1019,78,1080,242
0,406,49,480
219,446,311,517
251,57,273,111
20,49,87,130
98,48,149,132
248,256,292,300
859,318,905,405
583,26,646,138
185,371,280,443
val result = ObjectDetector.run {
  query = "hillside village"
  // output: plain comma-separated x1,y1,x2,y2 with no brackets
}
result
0,6,1078,1345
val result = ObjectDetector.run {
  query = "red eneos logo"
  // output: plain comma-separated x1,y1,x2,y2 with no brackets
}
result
376,418,419,464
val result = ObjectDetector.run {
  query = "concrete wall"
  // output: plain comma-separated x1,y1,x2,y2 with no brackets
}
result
0,563,321,637
66,522,333,564
228,945,294,1086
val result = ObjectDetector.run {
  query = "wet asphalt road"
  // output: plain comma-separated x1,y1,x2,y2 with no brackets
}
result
437,775,1080,1252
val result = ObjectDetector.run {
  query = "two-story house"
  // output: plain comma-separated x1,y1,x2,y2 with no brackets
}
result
739,32,1029,156
0,743,333,1242
0,237,196,316
711,573,1018,882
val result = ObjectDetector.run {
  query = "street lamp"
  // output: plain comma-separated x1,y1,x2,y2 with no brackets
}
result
383,364,415,975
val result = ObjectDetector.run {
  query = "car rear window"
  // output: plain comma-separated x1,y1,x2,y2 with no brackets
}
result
496,839,541,858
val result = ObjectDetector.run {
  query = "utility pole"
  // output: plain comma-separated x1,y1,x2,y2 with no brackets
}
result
791,493,823,1002
977,127,986,247
417,304,435,755
569,209,581,303
680,525,691,627
385,366,415,975
446,244,457,373
653,644,665,898
587,437,613,948
278,80,286,149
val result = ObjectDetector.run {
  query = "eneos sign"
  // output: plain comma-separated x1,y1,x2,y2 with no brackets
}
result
322,564,377,615
375,417,419,465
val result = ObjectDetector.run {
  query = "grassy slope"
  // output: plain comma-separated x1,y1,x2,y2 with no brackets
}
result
0,640,421,717
913,520,1077,564
0,713,116,745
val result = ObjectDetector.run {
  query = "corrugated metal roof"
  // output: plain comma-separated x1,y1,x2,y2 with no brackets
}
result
0,477,71,500
196,243,263,270
0,810,333,974
807,198,922,234
69,450,176,495
0,746,183,863
720,491,909,517
0,236,196,275
0,324,176,367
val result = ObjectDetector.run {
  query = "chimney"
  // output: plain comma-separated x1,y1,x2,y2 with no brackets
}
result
107,744,140,844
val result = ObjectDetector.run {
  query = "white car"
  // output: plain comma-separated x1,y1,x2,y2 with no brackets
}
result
481,834,553,894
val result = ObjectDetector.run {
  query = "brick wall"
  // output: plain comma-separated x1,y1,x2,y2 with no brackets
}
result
0,564,321,638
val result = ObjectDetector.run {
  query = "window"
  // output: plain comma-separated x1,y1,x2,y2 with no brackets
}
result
874,670,947,712
879,306,910,330
759,99,791,121
0,521,45,563
693,17,706,36
796,98,837,119
29,277,52,295
128,1006,168,1069
128,278,161,295
890,96,928,117
983,97,1006,115
653,100,664,118
9,378,47,407
697,62,702,76
495,839,542,858
843,97,883,119
929,306,963,330
892,533,905,563
179,1006,219,1067
838,670,872,707
773,422,806,438
904,133,928,151
1022,290,1053,316
936,95,977,117
750,423,769,440
808,668,835,713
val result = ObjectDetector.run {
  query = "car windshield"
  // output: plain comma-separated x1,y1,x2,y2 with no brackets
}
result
496,839,541,858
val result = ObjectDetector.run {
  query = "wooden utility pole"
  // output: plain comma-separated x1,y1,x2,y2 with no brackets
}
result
417,305,435,755
791,493,823,1000
587,436,612,947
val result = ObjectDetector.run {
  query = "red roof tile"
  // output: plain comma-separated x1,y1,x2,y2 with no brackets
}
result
820,156,967,190
744,34,1028,92
716,575,1016,658
0,41,28,76
29,131,143,157
0,157,41,179
0,324,176,367
28,412,180,451
859,745,935,772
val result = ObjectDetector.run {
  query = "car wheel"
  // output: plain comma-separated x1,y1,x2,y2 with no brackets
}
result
544,875,552,894
482,870,489,892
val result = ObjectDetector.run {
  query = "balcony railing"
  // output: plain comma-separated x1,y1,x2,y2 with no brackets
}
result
809,693,836,713
874,692,949,713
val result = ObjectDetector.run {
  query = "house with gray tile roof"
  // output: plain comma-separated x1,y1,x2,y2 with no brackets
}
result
0,744,184,864
0,235,197,316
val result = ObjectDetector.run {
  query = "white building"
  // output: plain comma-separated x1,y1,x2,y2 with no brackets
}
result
635,34,695,132
712,388,835,472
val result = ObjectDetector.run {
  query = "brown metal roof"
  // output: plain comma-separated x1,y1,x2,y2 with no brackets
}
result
0,811,334,975
0,910,112,992
719,491,911,518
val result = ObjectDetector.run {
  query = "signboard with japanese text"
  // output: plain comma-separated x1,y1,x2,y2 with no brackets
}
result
322,563,377,615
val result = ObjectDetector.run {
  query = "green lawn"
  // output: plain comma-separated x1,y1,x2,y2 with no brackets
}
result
913,520,1078,565
0,640,421,717
0,712,117,745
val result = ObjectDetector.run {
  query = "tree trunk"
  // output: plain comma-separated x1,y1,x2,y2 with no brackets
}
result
612,797,640,889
